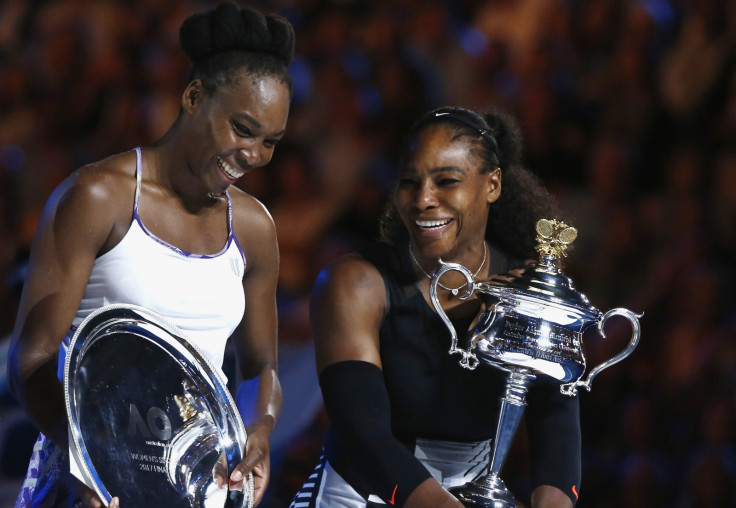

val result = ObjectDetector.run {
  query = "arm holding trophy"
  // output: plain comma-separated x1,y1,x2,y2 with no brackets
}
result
431,219,641,507
8,2,295,506
228,192,283,504
8,162,128,508
291,106,587,507
309,253,464,508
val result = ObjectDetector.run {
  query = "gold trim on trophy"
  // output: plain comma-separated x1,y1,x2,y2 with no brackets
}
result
534,219,577,259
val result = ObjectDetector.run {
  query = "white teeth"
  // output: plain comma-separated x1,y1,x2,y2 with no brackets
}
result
217,156,244,180
416,219,451,230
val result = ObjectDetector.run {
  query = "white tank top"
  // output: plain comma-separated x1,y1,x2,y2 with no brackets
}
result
68,147,246,371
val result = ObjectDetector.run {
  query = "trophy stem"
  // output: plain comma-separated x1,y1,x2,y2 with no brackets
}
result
451,370,534,507
488,371,530,476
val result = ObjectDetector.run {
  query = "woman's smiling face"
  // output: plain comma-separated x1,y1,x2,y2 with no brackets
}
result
394,124,501,262
183,70,290,194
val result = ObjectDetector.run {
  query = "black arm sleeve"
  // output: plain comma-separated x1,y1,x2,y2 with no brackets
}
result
320,360,432,505
526,382,582,506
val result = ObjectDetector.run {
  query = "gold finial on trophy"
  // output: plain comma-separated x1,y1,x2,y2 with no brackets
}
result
535,219,577,259
174,394,198,422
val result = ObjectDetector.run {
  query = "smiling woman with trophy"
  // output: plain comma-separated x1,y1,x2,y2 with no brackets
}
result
429,218,641,507
8,2,295,506
291,106,604,507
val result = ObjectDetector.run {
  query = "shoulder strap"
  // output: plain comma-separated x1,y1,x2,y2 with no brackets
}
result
133,147,142,216
225,190,234,237
487,243,525,275
360,242,397,316
360,241,422,317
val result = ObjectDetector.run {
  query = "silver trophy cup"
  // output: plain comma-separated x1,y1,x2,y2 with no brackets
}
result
64,304,254,508
429,220,642,507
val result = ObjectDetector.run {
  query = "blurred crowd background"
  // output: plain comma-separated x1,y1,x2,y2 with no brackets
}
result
0,0,735,506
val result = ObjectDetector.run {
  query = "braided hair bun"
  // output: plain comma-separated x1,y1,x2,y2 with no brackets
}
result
179,2,295,92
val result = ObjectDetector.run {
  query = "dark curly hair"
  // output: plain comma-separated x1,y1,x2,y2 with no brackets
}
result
379,106,563,259
179,1,295,94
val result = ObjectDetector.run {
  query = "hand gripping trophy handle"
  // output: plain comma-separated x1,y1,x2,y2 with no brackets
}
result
429,261,480,370
430,260,533,507
560,308,643,396
427,220,644,506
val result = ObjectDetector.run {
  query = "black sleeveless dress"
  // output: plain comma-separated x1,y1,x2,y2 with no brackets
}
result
294,241,582,507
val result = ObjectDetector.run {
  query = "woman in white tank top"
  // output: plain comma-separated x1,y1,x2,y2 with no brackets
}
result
8,3,295,507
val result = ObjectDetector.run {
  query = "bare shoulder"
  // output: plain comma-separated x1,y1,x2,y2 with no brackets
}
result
52,151,136,213
227,187,278,280
42,152,137,253
312,252,387,322
75,150,137,184
312,252,387,370
316,253,385,299
228,186,276,243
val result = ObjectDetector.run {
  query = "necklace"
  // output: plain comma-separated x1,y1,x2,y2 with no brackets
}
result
408,241,487,295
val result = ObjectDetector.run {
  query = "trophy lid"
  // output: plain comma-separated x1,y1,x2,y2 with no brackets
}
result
482,219,599,318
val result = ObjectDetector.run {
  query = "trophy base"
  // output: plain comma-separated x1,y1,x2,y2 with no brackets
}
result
450,475,519,508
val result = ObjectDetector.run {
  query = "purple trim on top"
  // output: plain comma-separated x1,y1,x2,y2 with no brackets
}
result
226,190,247,266
133,215,233,258
131,147,240,260
134,147,142,214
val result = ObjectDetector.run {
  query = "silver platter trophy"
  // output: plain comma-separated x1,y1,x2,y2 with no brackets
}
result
430,219,642,507
63,304,254,508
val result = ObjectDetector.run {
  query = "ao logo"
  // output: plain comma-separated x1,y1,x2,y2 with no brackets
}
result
127,403,172,441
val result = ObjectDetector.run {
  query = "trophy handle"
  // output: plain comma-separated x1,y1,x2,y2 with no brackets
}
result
561,308,643,396
429,261,479,370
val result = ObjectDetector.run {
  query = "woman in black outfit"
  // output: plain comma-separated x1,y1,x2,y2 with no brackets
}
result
290,106,581,507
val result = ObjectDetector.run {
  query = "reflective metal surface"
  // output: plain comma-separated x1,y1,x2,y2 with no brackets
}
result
430,219,642,507
64,304,253,508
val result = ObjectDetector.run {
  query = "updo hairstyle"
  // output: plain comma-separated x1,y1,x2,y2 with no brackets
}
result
179,1,296,94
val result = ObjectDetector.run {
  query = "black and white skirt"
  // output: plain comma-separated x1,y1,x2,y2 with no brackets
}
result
290,438,491,507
